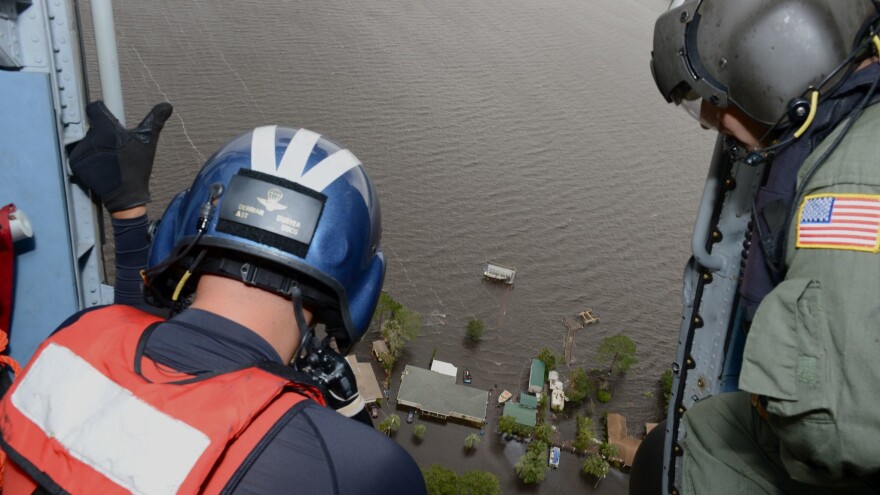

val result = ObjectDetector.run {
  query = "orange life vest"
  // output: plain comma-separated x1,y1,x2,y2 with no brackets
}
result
0,305,326,494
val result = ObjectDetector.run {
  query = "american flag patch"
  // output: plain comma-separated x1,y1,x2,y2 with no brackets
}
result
796,194,880,252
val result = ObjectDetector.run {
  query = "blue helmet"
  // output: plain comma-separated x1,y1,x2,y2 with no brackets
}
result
145,126,385,354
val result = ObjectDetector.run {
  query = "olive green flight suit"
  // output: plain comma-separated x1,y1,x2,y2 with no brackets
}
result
683,102,880,494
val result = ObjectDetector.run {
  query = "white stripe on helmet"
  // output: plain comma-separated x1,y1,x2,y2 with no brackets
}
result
250,125,278,177
297,149,361,193
277,128,321,180
250,125,360,194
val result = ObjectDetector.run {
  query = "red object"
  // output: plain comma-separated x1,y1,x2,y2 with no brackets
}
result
0,203,15,335
1,305,326,493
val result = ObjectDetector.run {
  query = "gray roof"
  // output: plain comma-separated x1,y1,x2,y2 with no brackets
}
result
397,365,489,422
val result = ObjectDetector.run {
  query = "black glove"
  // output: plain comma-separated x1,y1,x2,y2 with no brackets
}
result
69,100,173,212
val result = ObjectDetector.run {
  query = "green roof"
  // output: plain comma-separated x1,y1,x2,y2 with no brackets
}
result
503,402,537,428
529,359,545,389
519,393,538,409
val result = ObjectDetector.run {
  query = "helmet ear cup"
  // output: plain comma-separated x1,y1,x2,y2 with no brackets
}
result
788,97,812,126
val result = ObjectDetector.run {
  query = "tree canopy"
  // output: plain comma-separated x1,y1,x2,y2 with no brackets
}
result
413,424,427,441
464,433,481,451
422,465,458,495
381,307,421,358
573,414,596,452
566,367,594,405
458,470,501,495
421,465,500,495
515,441,549,484
378,413,401,436
534,423,553,445
465,318,484,341
536,347,558,378
599,441,618,460
497,415,517,436
582,455,610,487
596,334,638,376
372,292,402,330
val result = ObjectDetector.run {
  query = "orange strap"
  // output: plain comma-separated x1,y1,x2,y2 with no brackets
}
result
751,393,769,421
0,332,21,378
0,329,22,490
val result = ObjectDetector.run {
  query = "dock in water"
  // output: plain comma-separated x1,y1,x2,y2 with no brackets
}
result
563,308,600,365
482,262,516,285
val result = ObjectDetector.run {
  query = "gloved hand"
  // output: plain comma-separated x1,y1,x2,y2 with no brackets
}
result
69,100,174,212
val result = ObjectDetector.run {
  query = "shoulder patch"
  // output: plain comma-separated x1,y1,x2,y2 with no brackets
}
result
796,193,880,253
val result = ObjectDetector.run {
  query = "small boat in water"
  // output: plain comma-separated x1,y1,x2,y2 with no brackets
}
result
497,389,512,405
549,446,561,468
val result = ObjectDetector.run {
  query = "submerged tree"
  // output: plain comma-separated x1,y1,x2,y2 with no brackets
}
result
458,470,501,495
534,423,553,445
536,347,558,379
573,414,596,452
372,292,402,330
464,433,481,451
566,367,594,405
422,465,499,495
413,423,427,441
372,292,420,363
382,306,421,358
378,351,396,374
596,334,638,376
515,441,549,484
599,441,618,460
379,413,401,436
422,464,458,495
582,454,610,488
497,415,518,436
465,318,484,341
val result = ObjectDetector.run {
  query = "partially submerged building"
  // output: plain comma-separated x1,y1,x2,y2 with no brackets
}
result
371,340,390,361
548,370,565,411
396,365,488,426
346,355,382,405
502,393,538,429
606,413,650,467
482,262,516,285
430,359,458,379
528,358,545,394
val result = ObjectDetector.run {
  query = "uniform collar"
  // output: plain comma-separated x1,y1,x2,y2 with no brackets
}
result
144,308,285,375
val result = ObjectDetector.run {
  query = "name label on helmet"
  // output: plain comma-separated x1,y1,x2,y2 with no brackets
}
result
218,171,326,256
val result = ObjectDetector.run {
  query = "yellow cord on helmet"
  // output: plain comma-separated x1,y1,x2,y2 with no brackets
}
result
873,34,880,57
171,270,194,302
793,90,819,139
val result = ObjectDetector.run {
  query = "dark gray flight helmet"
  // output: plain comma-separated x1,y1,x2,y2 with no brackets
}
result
651,0,878,125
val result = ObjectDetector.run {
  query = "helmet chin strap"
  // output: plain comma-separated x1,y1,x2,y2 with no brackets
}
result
289,285,314,368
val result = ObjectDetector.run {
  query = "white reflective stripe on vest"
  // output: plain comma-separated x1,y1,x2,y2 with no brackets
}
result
10,342,210,495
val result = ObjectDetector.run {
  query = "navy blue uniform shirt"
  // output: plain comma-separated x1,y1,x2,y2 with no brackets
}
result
111,216,427,495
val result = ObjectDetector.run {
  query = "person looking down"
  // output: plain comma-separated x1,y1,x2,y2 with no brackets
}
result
649,0,880,493
0,101,427,495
